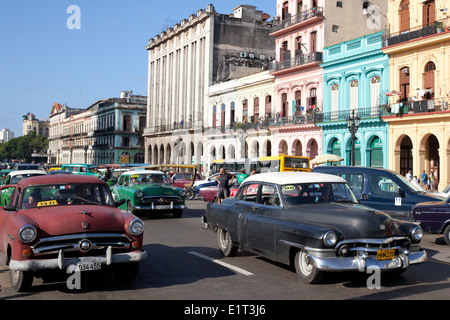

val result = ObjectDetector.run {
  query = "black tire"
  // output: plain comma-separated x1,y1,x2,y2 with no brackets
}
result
294,249,324,284
443,225,450,245
185,187,195,200
113,262,139,283
10,269,33,292
127,201,136,215
217,228,238,257
173,209,183,218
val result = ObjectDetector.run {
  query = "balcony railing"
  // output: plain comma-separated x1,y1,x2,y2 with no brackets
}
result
381,99,449,116
270,52,323,73
271,7,324,33
316,106,381,123
383,19,449,47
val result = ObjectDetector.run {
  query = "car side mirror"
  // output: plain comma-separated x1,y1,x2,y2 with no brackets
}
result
4,205,17,211
115,199,126,207
397,188,405,197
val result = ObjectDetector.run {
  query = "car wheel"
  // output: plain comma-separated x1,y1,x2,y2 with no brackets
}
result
217,228,238,257
185,187,195,200
127,201,136,215
294,249,323,284
113,262,139,283
443,225,450,245
173,209,183,218
10,269,33,292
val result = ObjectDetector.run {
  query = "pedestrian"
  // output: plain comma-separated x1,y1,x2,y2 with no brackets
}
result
236,168,249,185
405,170,412,182
429,171,434,192
216,168,235,204
421,170,429,191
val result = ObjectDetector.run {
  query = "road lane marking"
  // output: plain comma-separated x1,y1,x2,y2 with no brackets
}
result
189,251,254,276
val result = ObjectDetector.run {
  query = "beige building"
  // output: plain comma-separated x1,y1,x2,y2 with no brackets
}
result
143,4,275,168
22,113,49,137
382,0,450,190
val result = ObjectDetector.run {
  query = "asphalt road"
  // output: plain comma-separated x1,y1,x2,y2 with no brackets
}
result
1,199,450,304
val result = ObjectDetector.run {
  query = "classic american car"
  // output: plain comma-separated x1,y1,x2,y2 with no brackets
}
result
111,170,186,218
412,198,450,245
201,172,427,283
1,170,47,206
0,174,147,292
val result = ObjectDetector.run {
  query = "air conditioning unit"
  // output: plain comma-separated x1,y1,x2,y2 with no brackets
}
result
249,53,255,58
240,52,247,57
402,68,410,74
259,54,266,60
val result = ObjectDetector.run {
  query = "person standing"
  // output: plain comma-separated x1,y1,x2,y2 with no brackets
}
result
421,170,429,191
236,168,249,185
405,170,412,182
216,168,235,204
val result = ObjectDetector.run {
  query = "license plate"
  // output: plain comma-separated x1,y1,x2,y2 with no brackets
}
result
74,262,101,271
156,205,171,209
377,249,395,261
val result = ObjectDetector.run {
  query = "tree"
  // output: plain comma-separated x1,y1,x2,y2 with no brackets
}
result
0,131,48,163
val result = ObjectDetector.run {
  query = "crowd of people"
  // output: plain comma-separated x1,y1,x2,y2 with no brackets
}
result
405,169,439,192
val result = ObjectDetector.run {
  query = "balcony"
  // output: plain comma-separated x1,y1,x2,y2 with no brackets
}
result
316,106,381,124
383,19,449,48
270,52,323,73
270,7,324,34
381,99,450,117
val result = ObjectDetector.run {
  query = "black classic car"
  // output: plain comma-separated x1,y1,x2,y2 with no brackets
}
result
201,172,427,283
412,198,450,245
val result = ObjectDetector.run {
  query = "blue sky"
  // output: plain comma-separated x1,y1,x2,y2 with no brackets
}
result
0,0,276,137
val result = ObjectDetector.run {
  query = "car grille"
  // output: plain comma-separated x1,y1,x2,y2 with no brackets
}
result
141,196,181,204
337,236,411,256
31,233,133,256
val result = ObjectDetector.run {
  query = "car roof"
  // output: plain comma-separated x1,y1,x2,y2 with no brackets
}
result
8,170,47,177
15,174,104,187
125,170,164,175
243,172,347,185
313,166,397,175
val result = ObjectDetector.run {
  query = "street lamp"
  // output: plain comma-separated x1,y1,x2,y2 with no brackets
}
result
346,109,360,166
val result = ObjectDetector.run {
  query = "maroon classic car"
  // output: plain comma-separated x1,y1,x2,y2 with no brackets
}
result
0,175,147,292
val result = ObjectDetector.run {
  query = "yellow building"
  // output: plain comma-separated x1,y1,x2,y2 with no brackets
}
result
382,0,450,191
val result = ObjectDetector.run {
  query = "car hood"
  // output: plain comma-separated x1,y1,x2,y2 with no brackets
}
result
129,183,181,194
283,202,406,239
413,200,446,208
22,205,125,237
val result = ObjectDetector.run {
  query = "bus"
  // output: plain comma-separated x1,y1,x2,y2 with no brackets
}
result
211,154,310,174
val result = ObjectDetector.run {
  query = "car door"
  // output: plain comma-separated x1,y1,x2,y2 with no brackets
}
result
111,175,126,201
235,183,260,248
366,174,410,219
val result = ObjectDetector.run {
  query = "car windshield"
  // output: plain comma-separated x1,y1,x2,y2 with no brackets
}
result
281,182,358,206
21,183,115,209
129,173,169,185
11,173,45,184
395,173,425,194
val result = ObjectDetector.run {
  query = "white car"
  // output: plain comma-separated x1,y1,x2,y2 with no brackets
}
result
5,170,47,185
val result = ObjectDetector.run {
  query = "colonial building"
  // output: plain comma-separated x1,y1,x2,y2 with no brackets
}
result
143,4,275,168
22,112,50,137
319,31,389,168
382,0,450,190
48,91,146,165
268,0,388,159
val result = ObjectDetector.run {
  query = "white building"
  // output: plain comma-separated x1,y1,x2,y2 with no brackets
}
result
0,128,14,143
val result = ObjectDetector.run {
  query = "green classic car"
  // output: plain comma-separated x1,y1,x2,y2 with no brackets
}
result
61,164,101,178
111,170,186,218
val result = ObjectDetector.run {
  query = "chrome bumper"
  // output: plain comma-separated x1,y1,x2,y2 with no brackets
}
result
309,249,427,272
9,247,147,271
134,204,186,210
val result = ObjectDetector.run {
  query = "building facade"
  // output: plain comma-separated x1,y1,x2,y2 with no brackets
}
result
319,31,390,168
0,129,14,143
382,0,450,190
143,4,275,168
22,112,49,137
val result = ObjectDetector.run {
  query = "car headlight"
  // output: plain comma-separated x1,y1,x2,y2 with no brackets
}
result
128,219,144,236
19,225,37,243
180,189,186,197
136,191,144,198
411,226,424,242
323,231,338,247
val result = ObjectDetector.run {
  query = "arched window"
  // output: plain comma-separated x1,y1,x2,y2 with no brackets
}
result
400,0,410,32
424,61,436,99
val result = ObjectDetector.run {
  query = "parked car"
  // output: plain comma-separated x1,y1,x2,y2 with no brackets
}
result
12,163,40,171
201,172,427,283
61,163,101,178
189,172,238,200
1,170,48,206
313,166,444,221
413,198,450,245
434,184,450,198
111,170,186,217
0,174,147,292
171,172,204,189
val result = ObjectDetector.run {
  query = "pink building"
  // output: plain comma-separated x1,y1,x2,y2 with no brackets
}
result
269,0,324,159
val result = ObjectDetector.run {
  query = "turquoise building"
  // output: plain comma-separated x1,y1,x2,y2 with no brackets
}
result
317,31,389,168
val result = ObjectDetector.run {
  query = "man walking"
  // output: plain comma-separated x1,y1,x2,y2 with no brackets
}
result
216,168,235,204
